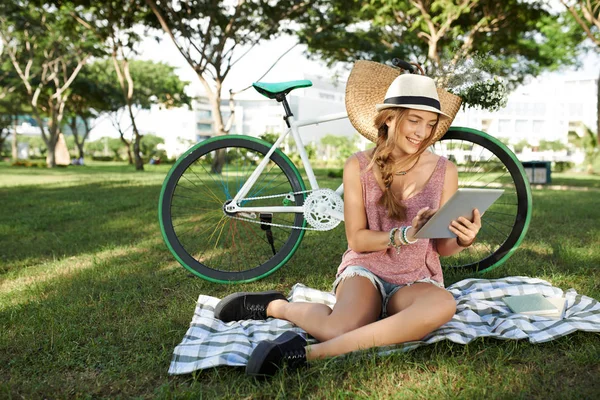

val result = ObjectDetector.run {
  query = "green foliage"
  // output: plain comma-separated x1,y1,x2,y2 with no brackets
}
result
552,161,574,173
569,127,599,173
538,140,567,152
512,140,530,154
320,134,359,163
0,1,105,166
18,135,47,156
80,59,191,112
139,134,164,157
86,136,127,160
259,132,280,145
297,0,586,87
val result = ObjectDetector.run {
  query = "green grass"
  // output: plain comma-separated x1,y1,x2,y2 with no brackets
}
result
1,161,599,399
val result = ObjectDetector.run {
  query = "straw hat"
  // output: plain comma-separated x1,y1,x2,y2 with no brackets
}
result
345,60,462,143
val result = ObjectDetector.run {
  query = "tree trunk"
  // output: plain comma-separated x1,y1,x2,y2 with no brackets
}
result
11,116,18,161
70,117,85,160
133,132,143,170
126,102,143,171
46,136,57,168
427,36,442,70
209,86,227,173
597,67,599,146
119,134,133,164
112,50,143,170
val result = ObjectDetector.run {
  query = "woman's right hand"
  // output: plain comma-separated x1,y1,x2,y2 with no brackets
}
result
410,207,438,235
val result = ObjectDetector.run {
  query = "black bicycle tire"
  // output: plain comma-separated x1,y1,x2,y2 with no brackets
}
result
436,127,532,273
158,135,307,283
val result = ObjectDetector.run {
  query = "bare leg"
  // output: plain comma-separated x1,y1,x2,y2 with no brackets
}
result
305,282,456,360
266,276,382,343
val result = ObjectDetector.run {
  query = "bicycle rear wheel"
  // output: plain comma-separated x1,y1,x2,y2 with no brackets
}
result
430,127,532,273
159,135,306,283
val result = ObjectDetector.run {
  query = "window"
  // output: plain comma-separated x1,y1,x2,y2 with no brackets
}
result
196,110,211,119
533,103,546,116
319,92,335,101
498,119,512,133
196,135,211,142
197,123,212,132
515,120,528,133
568,103,583,117
532,120,544,134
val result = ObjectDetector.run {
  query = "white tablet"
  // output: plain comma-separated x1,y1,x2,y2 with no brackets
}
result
414,188,504,239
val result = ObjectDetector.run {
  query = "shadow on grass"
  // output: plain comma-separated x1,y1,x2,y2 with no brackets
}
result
0,181,165,273
0,243,221,398
2,234,599,399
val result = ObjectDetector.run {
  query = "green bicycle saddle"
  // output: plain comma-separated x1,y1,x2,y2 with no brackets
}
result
252,80,313,99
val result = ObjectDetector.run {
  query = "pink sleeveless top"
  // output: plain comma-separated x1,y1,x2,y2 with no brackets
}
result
337,151,448,286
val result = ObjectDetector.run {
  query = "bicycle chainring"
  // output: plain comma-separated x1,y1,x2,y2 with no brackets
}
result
303,188,344,231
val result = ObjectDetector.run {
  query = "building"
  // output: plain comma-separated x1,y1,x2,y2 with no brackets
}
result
153,73,360,159
454,74,598,153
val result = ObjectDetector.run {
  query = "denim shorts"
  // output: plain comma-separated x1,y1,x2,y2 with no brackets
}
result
332,266,445,318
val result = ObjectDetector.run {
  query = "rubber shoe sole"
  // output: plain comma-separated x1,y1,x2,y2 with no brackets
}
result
246,331,307,377
213,290,287,322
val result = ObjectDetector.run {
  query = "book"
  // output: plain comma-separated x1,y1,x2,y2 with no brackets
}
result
502,293,564,317
544,297,567,320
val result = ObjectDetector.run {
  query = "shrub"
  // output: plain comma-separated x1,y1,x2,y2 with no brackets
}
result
553,161,574,173
92,156,116,162
327,168,343,178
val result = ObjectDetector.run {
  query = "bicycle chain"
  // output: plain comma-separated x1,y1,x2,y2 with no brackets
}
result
228,189,330,231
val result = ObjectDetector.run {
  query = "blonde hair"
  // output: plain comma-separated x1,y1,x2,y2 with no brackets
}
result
368,108,440,221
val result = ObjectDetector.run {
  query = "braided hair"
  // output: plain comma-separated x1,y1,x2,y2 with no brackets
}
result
367,108,440,221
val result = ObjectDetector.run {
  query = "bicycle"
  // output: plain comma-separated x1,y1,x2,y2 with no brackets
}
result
159,60,532,283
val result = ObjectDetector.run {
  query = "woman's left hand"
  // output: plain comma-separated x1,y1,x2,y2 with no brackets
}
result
449,208,482,246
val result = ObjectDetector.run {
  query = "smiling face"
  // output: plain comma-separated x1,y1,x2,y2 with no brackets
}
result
386,108,439,158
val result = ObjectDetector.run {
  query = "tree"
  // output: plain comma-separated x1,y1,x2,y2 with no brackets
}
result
0,52,33,161
560,0,600,144
320,134,358,165
63,0,163,170
140,133,165,158
569,125,599,173
0,2,101,167
298,0,586,87
65,59,123,160
79,59,190,165
145,0,312,172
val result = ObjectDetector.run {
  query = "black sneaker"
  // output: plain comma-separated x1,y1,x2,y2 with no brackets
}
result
246,331,307,377
213,290,287,322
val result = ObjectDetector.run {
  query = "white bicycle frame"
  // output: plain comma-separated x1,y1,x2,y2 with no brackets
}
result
224,111,348,222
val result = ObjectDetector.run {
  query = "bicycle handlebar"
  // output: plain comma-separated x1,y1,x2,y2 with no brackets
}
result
391,58,416,73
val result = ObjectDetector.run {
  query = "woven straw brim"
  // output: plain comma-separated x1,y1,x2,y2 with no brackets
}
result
345,60,462,143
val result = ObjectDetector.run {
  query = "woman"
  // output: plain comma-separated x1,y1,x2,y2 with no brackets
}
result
214,61,481,377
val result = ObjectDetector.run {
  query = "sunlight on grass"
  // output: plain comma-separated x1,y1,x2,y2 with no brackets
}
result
0,162,599,399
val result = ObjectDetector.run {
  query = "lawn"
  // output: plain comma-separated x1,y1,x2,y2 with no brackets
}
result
1,161,599,399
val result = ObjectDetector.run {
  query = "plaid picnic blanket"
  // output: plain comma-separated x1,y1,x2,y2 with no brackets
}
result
168,276,600,375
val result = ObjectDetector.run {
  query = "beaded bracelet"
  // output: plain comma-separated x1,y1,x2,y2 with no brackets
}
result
388,227,403,254
388,227,399,248
402,226,418,245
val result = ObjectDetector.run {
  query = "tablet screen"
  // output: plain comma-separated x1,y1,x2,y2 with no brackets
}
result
414,188,504,239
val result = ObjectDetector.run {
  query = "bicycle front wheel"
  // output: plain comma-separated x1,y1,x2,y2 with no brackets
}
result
430,127,532,273
159,135,307,283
